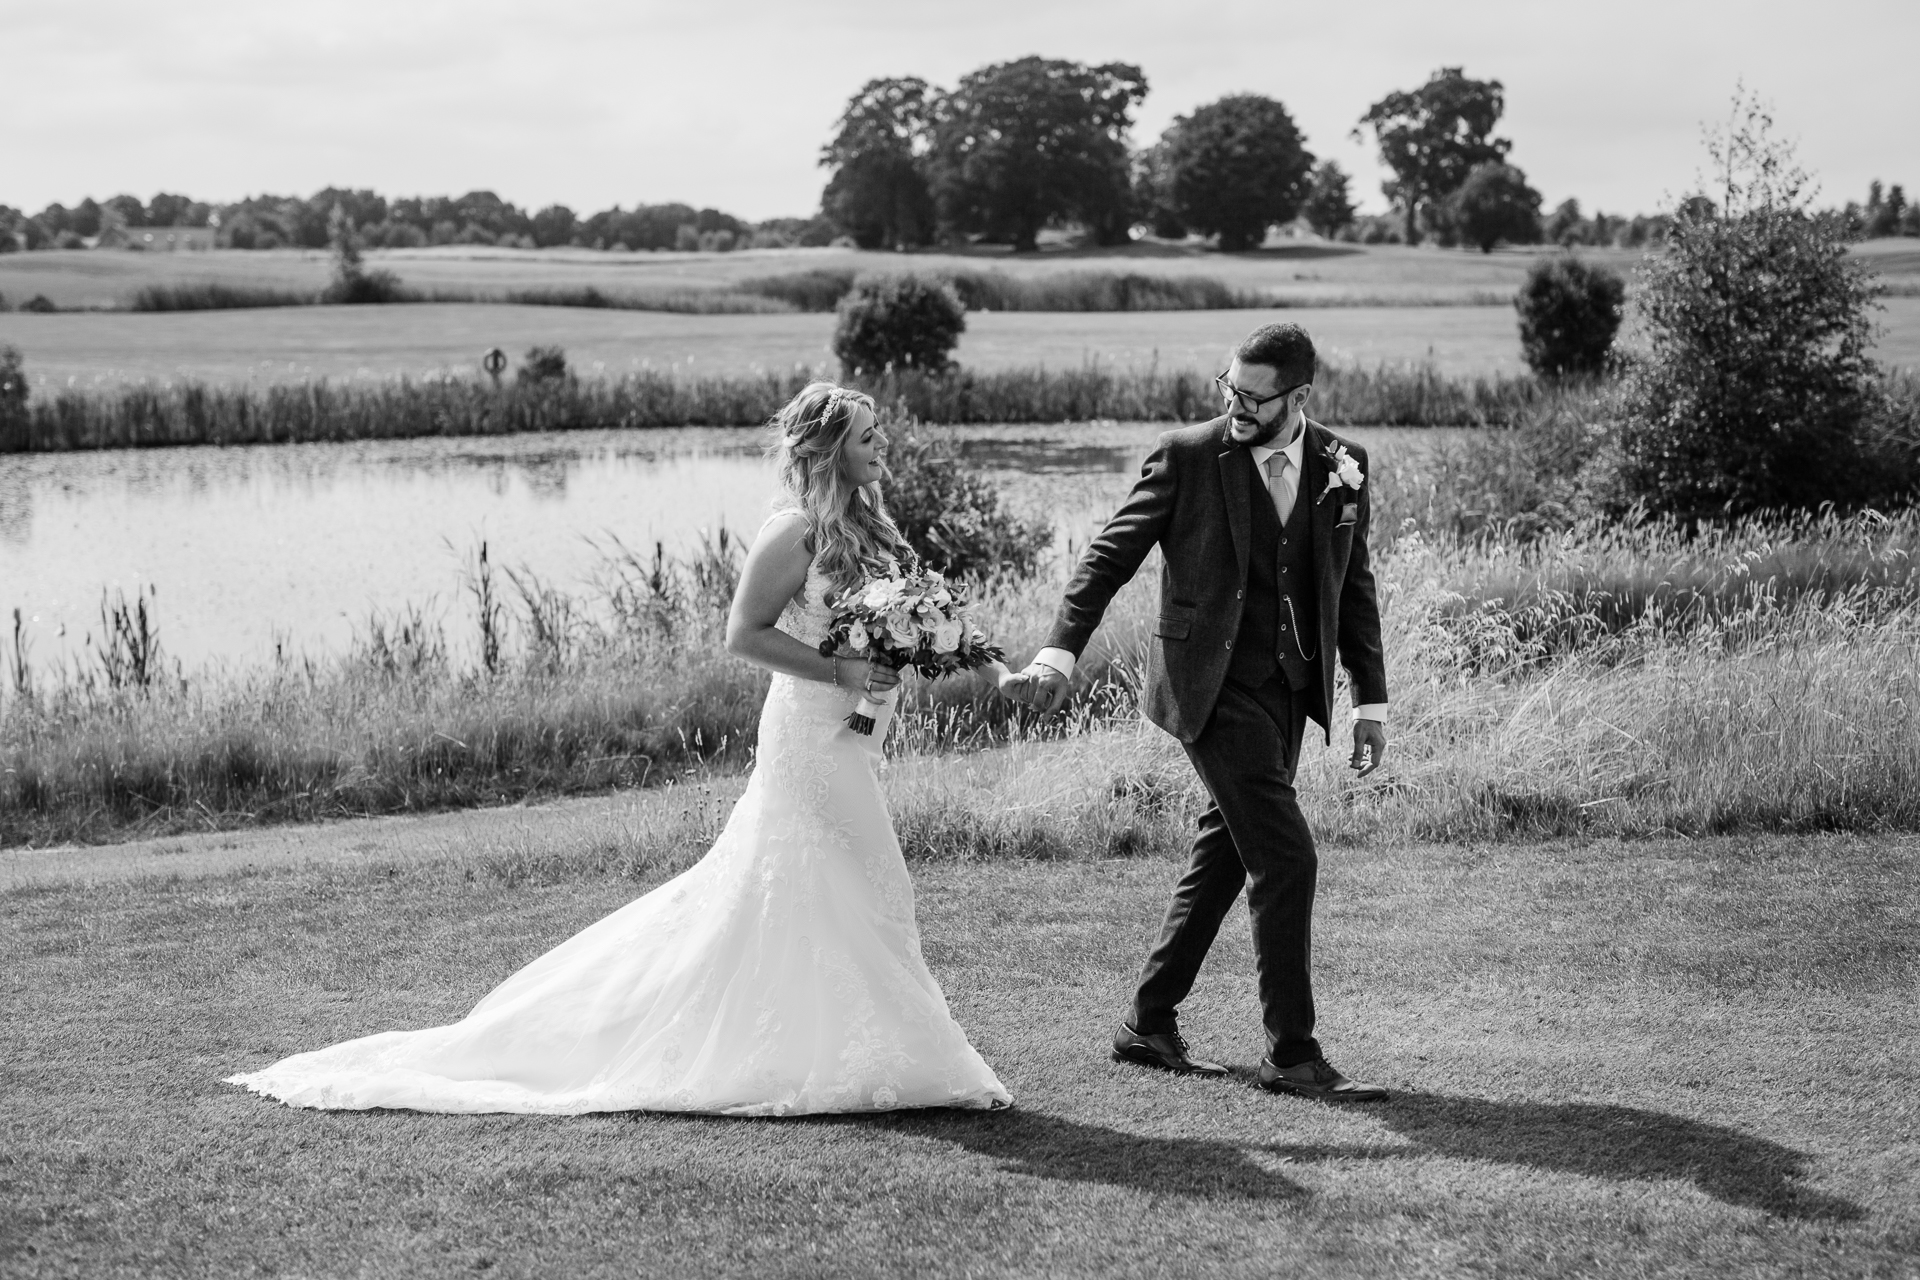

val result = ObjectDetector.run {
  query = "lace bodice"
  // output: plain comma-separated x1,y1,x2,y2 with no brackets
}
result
776,559,837,651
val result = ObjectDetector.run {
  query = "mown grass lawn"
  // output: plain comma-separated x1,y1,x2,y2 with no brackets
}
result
4,826,1915,1278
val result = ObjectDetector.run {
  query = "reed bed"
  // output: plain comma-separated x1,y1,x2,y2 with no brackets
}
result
128,283,323,312
5,499,1916,848
4,362,1565,453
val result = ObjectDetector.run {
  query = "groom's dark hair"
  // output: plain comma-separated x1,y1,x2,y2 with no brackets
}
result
1235,323,1316,387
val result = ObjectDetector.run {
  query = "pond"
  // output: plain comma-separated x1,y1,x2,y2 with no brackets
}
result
0,423,1440,674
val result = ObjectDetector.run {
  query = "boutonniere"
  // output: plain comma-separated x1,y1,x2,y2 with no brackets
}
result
1317,443,1364,526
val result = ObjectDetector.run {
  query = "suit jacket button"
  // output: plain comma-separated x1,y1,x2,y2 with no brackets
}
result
1224,640,1232,650
1280,566,1289,574
1236,589,1243,599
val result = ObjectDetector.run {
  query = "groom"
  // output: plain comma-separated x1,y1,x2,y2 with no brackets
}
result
1021,322,1391,1101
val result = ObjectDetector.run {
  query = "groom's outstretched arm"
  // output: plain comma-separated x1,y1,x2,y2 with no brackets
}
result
1025,440,1178,709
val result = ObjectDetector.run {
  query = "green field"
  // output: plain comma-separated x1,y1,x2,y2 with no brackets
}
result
3,241,1916,388
3,776,1914,1278
0,301,1580,387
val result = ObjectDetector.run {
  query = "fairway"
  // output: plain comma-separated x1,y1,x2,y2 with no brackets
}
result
0,241,1657,312
8,297,1919,389
3,797,1914,1278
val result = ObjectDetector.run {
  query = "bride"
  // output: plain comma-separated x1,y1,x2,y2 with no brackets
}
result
228,382,1023,1116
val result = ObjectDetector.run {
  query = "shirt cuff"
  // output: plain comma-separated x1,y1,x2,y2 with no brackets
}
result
1033,647,1077,680
1352,703,1389,724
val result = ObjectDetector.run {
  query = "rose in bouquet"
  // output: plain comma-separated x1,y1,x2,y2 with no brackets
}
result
817,563,1006,734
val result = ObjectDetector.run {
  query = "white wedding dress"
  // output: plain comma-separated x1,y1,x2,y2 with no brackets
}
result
226,560,1011,1116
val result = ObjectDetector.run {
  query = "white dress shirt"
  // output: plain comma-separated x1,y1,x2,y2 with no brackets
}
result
1034,422,1388,725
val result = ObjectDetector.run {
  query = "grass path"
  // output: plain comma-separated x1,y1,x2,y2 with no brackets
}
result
4,814,1916,1277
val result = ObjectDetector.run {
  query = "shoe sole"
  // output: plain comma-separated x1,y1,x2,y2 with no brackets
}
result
1258,1078,1389,1102
1111,1047,1229,1078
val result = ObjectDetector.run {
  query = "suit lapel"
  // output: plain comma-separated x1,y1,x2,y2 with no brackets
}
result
1214,420,1252,582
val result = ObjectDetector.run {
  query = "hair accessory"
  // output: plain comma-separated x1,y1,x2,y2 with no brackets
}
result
817,388,847,428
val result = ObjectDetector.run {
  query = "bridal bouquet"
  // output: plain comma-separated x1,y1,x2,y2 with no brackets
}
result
818,564,1006,734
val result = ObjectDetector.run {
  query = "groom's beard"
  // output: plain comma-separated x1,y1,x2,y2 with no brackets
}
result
1228,412,1289,447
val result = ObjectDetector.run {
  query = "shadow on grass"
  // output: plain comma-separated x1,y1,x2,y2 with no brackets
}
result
885,1107,1308,1201
882,1090,1861,1221
1364,1090,1864,1223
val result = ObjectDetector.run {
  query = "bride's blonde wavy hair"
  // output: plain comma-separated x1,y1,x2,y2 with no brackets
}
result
767,380,915,597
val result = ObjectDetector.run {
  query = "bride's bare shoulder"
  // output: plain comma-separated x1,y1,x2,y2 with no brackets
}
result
756,508,813,551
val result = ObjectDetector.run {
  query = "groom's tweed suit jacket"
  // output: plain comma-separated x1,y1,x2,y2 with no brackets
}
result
1043,414,1388,745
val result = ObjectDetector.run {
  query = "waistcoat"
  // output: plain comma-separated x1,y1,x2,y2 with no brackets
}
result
1226,453,1320,693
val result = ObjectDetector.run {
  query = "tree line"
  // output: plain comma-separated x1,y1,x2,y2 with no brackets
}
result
819,60,1918,254
0,190,836,255
4,58,1916,258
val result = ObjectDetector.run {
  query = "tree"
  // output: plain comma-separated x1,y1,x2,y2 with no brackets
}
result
1302,160,1357,239
1864,181,1908,238
1447,162,1543,253
1618,91,1885,519
1354,67,1511,245
144,193,196,227
70,199,102,238
929,57,1147,252
1160,94,1313,252
531,204,577,248
1130,139,1184,238
103,194,147,230
1544,197,1584,245
819,78,938,251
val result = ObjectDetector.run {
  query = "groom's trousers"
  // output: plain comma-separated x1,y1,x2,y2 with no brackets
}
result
1130,673,1320,1066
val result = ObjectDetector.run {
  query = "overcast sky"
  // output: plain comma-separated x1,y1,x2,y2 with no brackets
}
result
5,0,1915,222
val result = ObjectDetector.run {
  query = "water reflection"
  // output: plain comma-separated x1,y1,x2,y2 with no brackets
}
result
0,425,1157,670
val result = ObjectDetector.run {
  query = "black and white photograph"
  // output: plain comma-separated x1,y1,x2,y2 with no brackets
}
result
2,1,1916,1275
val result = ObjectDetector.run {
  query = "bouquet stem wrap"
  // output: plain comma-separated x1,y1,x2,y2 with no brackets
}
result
847,685,893,736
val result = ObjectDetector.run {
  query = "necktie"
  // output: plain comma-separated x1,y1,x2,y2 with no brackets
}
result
1266,452,1296,526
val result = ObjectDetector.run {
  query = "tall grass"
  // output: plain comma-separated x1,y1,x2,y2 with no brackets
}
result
108,267,1520,316
0,529,1143,847
6,498,1918,848
6,363,1568,453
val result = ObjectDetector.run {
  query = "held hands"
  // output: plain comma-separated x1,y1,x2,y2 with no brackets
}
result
1350,718,1387,778
1018,661,1073,714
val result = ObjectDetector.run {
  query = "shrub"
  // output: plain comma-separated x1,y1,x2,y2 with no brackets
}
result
1618,93,1885,520
21,295,56,313
0,346,27,451
832,275,966,376
1515,255,1625,378
518,345,568,383
881,424,1052,580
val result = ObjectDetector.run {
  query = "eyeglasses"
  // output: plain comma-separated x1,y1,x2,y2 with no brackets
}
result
1215,372,1307,416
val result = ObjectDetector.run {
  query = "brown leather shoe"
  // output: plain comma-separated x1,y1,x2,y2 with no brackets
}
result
1257,1056,1388,1101
1111,1024,1228,1077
